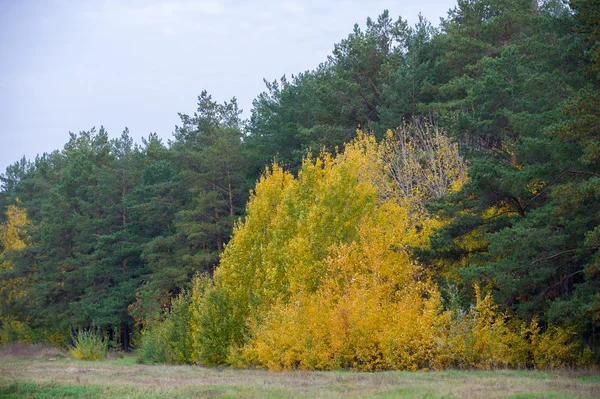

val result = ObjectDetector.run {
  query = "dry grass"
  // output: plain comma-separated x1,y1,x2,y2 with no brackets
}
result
0,346,598,398
0,343,67,359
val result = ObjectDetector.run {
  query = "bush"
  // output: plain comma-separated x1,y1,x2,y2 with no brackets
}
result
138,277,247,366
69,329,108,361
190,280,246,366
137,293,194,364
432,287,529,369
136,133,595,370
136,321,169,364
431,287,591,370
529,323,592,369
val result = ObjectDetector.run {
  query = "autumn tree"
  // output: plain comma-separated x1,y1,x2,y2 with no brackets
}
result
203,132,464,368
0,203,32,342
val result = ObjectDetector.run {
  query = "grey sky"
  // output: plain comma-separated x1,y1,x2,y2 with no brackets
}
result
0,0,457,175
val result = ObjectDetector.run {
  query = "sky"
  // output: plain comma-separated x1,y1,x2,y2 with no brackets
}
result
0,0,457,175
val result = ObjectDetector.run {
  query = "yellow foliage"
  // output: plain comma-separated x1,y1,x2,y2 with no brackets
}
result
431,286,591,370
214,132,451,370
174,130,589,371
0,319,31,344
0,317,69,346
0,204,30,302
215,164,297,313
528,321,590,369
242,219,444,371
69,329,108,361
0,204,30,253
432,286,528,369
45,330,70,348
0,204,36,344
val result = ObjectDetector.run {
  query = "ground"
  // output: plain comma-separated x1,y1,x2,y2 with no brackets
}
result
0,345,599,398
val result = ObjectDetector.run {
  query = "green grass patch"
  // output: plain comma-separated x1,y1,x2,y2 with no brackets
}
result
578,374,600,384
0,382,136,399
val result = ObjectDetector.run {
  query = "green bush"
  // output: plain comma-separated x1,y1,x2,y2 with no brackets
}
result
138,276,247,366
136,321,170,364
137,293,194,364
69,329,108,361
191,284,246,365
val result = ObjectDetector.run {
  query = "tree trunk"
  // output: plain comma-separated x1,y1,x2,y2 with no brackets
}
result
120,324,130,352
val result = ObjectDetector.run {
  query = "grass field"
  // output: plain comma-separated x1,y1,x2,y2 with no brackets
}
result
0,345,599,398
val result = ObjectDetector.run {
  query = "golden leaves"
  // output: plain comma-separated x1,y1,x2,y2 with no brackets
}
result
181,130,586,370
214,132,450,370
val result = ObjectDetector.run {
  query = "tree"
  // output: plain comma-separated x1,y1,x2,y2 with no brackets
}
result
375,15,439,132
425,0,600,337
328,10,407,130
170,90,248,271
9,128,149,348
245,70,357,174
0,203,32,341
133,92,250,323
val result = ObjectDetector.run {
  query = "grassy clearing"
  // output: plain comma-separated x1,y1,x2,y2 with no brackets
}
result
0,350,598,398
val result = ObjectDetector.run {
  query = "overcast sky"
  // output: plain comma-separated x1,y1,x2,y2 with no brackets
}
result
0,0,457,174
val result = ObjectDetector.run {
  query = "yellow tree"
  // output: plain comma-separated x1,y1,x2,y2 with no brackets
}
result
212,132,460,370
0,203,32,342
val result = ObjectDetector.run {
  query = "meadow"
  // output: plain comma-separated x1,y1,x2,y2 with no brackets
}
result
0,344,599,399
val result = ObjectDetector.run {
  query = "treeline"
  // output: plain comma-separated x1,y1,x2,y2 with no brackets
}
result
1,0,599,365
0,94,249,345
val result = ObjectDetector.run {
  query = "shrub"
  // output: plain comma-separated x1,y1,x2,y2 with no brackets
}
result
238,201,446,371
137,292,194,364
189,279,246,366
432,287,529,369
69,329,108,361
136,321,169,364
432,287,592,370
529,322,592,369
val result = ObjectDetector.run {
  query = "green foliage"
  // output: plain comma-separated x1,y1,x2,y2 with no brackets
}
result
137,293,194,364
134,92,250,319
571,0,600,79
245,71,356,174
135,322,170,364
419,0,600,344
189,277,247,365
69,329,108,361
